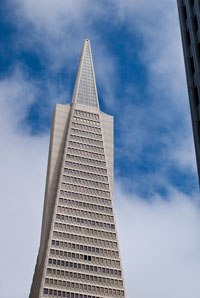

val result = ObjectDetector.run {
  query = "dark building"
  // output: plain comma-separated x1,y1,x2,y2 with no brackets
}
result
177,0,200,183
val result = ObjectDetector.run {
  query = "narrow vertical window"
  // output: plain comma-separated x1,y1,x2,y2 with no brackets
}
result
186,30,191,46
189,56,195,74
193,87,199,106
193,15,198,31
183,6,187,19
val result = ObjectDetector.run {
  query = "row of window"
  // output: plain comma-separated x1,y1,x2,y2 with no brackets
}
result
53,230,116,250
44,280,124,297
54,225,116,242
49,249,120,267
51,240,119,258
57,204,112,221
73,116,100,127
60,190,111,206
62,176,109,190
56,211,113,226
46,268,123,287
44,288,124,298
50,249,91,261
79,80,94,87
76,96,96,107
61,183,110,198
81,69,94,75
65,161,107,175
78,90,96,98
71,122,101,133
66,154,106,168
67,147,105,161
63,168,108,182
48,259,122,277
53,230,116,244
71,128,102,141
74,110,99,120
70,134,103,147
43,288,100,298
68,141,104,154
58,198,112,214
54,221,115,240
77,82,94,90
52,229,118,249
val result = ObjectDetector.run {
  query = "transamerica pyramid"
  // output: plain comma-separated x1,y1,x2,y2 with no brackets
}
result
29,39,126,298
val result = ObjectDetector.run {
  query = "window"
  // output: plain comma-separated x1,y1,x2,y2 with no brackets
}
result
193,15,198,31
189,56,195,74
193,87,199,106
190,0,194,6
186,30,191,46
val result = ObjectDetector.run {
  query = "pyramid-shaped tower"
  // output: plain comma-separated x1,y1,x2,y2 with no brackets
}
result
29,39,126,298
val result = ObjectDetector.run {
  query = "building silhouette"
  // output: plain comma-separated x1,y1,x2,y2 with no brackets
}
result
29,39,126,298
177,0,200,183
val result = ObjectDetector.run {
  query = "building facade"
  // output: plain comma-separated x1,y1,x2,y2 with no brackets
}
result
177,0,200,183
29,39,126,298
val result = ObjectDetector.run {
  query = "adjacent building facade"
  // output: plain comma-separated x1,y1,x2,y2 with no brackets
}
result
177,0,200,183
29,39,126,298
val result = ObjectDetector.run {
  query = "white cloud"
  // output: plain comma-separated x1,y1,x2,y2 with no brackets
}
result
168,133,197,173
14,0,104,33
115,182,200,298
110,0,197,177
12,0,109,68
0,68,36,131
0,69,49,298
11,0,118,109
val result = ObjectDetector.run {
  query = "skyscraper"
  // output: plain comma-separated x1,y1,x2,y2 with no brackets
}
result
29,39,126,298
177,0,200,183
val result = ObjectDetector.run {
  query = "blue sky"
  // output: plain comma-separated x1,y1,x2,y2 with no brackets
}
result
1,1,200,298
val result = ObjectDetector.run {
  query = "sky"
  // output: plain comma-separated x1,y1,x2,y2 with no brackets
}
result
1,0,200,297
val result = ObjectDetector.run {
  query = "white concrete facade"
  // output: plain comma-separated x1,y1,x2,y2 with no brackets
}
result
29,40,126,298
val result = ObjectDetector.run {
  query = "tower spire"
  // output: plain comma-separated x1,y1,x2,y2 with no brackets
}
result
72,39,99,109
